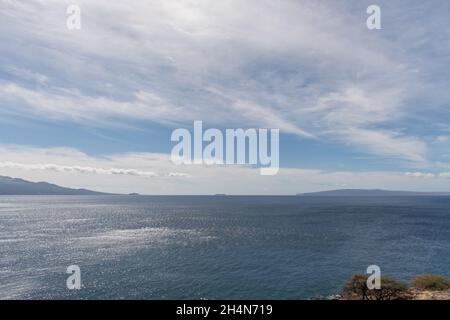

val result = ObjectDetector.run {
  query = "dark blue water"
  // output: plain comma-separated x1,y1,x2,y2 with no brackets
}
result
0,195,449,299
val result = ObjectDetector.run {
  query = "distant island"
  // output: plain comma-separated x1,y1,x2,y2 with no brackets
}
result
0,176,108,195
297,189,450,197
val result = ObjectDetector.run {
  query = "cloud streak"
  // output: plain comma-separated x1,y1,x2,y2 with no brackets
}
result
1,0,447,164
0,161,158,177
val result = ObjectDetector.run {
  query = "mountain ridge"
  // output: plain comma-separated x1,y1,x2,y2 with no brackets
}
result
0,175,108,195
297,189,450,197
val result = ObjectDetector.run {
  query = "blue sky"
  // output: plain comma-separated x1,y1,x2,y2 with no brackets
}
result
0,0,450,194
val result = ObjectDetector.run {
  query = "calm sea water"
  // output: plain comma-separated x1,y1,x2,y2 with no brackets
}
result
0,195,449,299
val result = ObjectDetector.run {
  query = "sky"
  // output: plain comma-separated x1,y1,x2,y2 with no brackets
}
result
0,0,450,194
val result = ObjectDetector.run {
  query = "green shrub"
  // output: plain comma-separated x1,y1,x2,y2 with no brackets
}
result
411,274,450,291
343,274,408,300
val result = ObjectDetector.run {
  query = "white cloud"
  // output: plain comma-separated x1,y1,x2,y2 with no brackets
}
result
4,66,49,85
0,145,450,194
434,136,450,143
438,172,450,179
0,0,439,163
168,172,190,177
341,128,427,162
0,161,158,177
405,172,436,179
0,83,179,124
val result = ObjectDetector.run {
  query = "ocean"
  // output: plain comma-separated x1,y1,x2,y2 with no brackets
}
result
0,195,449,299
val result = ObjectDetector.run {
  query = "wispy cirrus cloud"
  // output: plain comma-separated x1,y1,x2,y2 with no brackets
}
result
0,82,179,124
1,0,447,165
